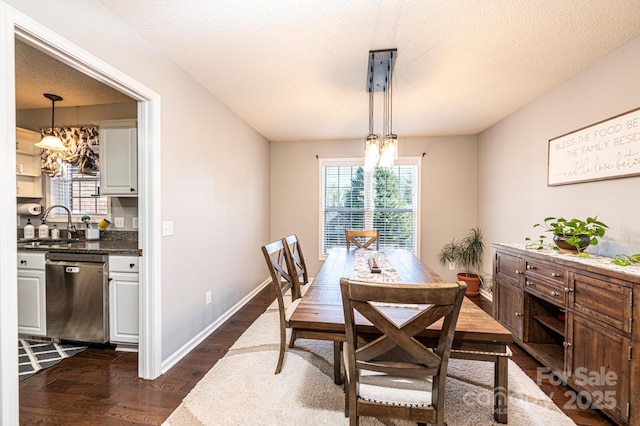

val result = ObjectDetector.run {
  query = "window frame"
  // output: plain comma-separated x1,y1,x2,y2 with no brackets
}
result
318,156,421,260
44,163,110,224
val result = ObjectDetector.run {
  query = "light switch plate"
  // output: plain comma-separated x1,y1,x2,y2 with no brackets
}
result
132,217,138,229
162,221,174,236
115,217,125,228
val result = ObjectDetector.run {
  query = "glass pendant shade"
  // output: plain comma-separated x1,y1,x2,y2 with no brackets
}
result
364,134,380,170
378,134,398,169
36,134,67,151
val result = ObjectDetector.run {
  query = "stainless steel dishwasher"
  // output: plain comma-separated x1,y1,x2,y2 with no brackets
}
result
45,252,109,343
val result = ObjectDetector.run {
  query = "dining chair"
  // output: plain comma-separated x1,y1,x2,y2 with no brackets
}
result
339,278,467,426
261,239,343,383
283,234,310,299
345,229,380,250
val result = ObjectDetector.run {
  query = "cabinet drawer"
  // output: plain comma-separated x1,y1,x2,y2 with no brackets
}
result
17,252,45,270
525,277,565,305
495,251,523,287
568,272,633,334
109,256,139,273
524,259,565,285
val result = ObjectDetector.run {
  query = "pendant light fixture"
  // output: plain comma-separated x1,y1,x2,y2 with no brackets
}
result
35,93,68,151
364,49,397,170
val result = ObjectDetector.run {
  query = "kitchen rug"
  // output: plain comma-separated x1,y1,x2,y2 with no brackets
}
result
19,339,87,381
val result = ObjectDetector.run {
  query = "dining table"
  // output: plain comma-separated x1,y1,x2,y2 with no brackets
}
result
288,248,513,424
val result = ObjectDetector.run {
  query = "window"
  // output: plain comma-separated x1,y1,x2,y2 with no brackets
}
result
47,162,108,219
320,158,420,256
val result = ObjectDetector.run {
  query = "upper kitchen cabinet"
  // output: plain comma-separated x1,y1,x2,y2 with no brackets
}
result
16,127,43,199
99,120,137,196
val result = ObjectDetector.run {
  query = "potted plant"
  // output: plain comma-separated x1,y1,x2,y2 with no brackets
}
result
527,216,608,255
438,227,484,296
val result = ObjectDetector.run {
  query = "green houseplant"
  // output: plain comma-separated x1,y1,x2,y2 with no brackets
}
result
526,216,608,255
438,227,484,295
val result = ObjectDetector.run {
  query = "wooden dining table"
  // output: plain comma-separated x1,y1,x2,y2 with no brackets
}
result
288,248,513,424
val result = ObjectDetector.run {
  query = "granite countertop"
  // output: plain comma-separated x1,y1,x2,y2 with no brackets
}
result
17,230,139,256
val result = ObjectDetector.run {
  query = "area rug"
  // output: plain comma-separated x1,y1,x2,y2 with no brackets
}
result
163,305,576,425
19,339,87,381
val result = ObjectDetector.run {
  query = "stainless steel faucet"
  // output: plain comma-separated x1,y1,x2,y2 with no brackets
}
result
42,205,78,239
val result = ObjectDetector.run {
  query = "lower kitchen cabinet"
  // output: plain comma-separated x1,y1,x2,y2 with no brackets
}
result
109,256,139,346
493,243,639,425
17,252,46,336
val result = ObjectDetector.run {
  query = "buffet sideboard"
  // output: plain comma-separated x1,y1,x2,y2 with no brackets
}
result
492,243,640,426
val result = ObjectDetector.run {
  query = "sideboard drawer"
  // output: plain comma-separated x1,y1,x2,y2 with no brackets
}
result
524,259,565,286
568,272,633,334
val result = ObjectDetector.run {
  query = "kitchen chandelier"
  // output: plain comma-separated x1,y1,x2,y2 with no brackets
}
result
364,49,398,170
35,93,68,151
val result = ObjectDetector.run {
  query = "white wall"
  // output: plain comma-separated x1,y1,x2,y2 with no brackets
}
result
478,35,640,275
271,135,478,282
4,0,271,361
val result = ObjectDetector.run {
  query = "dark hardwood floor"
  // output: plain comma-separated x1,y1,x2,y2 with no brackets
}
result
19,288,616,425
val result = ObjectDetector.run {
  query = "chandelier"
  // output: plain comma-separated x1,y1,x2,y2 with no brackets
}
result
364,49,397,170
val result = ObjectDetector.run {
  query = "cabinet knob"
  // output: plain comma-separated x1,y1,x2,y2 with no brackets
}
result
563,341,571,348
20,259,27,264
550,291,559,297
129,263,135,269
515,270,523,275
515,312,523,317
551,272,561,278
526,264,536,270
525,281,532,287
564,287,573,293
130,188,135,192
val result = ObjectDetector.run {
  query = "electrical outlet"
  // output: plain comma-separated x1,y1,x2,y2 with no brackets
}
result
132,217,138,229
206,290,212,305
162,221,174,236
115,217,125,228
448,262,456,271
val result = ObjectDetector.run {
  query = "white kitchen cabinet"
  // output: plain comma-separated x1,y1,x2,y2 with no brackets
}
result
16,127,43,198
109,255,139,345
99,120,137,196
17,252,46,336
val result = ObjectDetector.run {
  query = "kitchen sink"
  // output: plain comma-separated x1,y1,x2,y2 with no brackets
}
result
18,239,74,249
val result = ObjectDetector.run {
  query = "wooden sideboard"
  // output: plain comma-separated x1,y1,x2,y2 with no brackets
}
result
492,243,640,426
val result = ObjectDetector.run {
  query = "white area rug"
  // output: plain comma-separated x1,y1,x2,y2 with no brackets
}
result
164,307,576,425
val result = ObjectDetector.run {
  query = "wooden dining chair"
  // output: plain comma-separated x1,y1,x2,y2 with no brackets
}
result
339,278,467,426
261,239,343,383
345,230,380,250
283,234,310,299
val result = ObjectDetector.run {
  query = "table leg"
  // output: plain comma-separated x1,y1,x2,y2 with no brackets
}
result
494,355,508,423
334,341,342,385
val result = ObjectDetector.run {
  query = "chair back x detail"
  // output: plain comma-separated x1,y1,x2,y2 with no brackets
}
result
345,230,380,250
340,278,467,426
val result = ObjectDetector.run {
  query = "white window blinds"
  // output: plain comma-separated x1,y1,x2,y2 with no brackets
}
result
320,158,419,256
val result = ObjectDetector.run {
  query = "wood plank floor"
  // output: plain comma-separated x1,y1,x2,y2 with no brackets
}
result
19,287,616,425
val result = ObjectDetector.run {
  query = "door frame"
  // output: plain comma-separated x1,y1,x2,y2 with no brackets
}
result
0,4,162,424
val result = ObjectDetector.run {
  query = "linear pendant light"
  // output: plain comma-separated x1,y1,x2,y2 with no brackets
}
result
364,49,397,170
35,93,68,151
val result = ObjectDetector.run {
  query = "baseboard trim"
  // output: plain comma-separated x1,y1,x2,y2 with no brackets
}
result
479,288,493,302
160,278,271,374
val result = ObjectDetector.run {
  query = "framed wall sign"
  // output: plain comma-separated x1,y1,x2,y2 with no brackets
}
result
547,107,640,186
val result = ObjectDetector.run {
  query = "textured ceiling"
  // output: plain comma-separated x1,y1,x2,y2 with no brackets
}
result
17,1,640,142
15,40,135,110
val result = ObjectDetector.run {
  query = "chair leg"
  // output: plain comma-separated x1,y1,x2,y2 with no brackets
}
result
333,341,342,385
275,323,286,374
288,329,297,348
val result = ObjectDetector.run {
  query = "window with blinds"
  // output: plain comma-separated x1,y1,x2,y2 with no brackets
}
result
320,158,420,256
49,163,108,217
